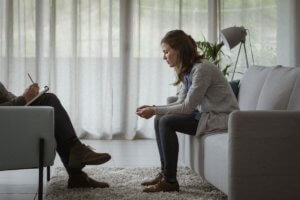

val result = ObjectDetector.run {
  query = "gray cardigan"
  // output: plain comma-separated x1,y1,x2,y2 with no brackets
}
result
155,61,239,136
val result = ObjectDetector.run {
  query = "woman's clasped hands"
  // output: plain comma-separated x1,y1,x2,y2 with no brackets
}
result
136,105,155,119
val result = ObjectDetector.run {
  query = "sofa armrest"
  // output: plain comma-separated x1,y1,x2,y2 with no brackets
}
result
0,107,56,170
167,96,178,104
228,110,300,200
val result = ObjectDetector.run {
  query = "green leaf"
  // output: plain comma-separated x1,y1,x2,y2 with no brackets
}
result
196,39,232,77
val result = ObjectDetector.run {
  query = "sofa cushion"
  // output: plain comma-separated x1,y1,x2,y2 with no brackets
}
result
287,73,300,110
238,66,272,110
256,66,299,110
238,65,300,111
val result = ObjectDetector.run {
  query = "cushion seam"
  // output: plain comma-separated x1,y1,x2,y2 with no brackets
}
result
287,74,298,110
255,68,273,110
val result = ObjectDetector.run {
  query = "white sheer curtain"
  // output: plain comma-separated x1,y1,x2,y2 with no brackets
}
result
1,0,291,139
220,0,278,79
277,0,300,68
0,0,208,139
0,0,122,139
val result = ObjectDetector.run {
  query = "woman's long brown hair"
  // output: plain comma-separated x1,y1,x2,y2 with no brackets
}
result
161,30,203,85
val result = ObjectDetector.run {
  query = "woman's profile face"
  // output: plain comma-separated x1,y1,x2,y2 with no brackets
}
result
161,43,179,68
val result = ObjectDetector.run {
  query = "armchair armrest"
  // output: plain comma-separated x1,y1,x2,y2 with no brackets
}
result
0,107,56,171
228,110,300,200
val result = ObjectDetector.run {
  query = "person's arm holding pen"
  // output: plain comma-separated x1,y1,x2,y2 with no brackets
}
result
23,73,39,103
0,74,39,106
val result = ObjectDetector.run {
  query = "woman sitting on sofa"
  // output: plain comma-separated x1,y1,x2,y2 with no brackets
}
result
136,30,239,193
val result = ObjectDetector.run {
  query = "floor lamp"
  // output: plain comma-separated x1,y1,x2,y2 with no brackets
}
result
220,26,249,81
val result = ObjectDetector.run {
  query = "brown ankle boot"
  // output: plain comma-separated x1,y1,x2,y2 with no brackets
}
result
69,143,111,169
141,172,163,186
68,172,109,189
143,177,179,193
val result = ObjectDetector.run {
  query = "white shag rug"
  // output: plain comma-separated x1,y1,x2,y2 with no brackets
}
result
46,166,227,200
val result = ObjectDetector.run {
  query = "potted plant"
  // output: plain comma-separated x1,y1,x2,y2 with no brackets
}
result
196,40,231,77
196,39,240,98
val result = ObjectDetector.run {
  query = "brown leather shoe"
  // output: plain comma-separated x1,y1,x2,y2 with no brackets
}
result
143,177,179,193
68,172,109,189
69,143,111,168
141,172,163,186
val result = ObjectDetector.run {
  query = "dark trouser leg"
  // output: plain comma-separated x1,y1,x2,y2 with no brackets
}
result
158,113,199,182
31,93,81,175
154,115,165,172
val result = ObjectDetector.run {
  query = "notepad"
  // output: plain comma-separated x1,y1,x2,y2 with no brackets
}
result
25,86,49,106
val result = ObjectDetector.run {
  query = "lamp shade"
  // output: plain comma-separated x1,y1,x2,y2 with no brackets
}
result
220,26,247,49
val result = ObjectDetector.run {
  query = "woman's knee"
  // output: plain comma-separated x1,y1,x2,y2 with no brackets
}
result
154,115,162,123
159,115,174,129
158,115,178,140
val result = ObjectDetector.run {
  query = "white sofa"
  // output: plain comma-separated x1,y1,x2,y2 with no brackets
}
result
0,107,56,200
176,65,300,200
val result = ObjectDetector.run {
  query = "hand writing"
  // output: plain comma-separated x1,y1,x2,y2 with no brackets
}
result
23,83,39,103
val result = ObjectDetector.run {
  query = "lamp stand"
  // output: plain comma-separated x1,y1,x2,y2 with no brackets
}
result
231,41,249,81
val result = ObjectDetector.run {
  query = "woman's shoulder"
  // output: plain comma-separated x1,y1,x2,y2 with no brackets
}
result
191,60,218,75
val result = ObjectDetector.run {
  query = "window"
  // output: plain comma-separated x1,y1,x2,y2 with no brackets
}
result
220,0,277,79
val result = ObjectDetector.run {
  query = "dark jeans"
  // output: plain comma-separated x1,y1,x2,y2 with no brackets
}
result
31,93,81,175
154,113,199,182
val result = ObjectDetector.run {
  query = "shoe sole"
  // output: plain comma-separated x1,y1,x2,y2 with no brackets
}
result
141,182,160,186
82,156,111,165
68,184,110,189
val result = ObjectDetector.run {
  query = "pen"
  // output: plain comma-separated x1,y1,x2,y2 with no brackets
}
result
27,73,35,84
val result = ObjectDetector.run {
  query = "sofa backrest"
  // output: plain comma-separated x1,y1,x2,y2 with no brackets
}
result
238,65,300,111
